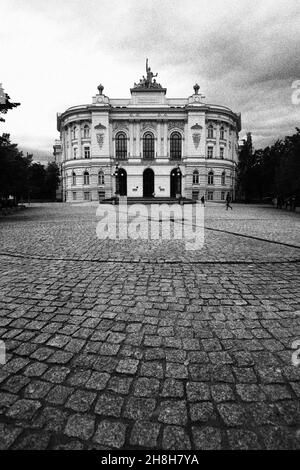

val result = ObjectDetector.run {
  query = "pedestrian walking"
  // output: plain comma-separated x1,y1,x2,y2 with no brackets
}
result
226,193,233,211
200,196,205,206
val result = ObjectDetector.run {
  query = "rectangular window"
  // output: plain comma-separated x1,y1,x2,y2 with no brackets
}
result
84,147,90,159
98,190,105,201
221,191,225,201
207,147,213,159
73,147,77,159
220,148,224,159
84,192,90,201
207,191,214,201
72,192,77,201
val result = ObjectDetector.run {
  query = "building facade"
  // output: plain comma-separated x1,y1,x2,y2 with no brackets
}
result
54,62,241,203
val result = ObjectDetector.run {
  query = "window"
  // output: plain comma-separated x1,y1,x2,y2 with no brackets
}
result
193,170,199,184
208,125,214,139
221,171,226,186
83,171,90,185
207,191,214,201
84,146,90,159
170,132,182,160
72,171,76,185
98,170,105,185
115,132,127,160
208,171,214,185
221,191,225,201
83,125,90,138
220,147,224,159
84,192,90,201
207,147,213,159
72,126,77,140
73,147,77,159
72,192,77,201
143,132,155,160
220,126,225,140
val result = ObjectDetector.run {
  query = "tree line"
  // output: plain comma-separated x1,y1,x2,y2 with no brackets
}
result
0,91,59,204
238,130,300,203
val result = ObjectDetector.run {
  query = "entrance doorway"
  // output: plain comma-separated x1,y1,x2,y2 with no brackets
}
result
143,168,155,197
170,168,182,198
116,168,127,196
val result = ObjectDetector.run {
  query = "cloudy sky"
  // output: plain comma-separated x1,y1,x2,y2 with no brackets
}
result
1,0,300,156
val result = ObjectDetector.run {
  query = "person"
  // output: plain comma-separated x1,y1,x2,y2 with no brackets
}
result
226,193,233,211
201,196,205,206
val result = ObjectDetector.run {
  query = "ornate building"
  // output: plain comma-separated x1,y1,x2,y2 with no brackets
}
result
54,61,241,203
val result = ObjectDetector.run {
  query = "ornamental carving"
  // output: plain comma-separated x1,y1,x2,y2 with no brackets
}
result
94,123,107,130
96,133,105,149
191,123,203,131
192,133,201,149
112,121,129,132
140,121,157,131
168,121,185,131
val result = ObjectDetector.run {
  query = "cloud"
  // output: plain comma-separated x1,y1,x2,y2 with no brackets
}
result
0,0,300,153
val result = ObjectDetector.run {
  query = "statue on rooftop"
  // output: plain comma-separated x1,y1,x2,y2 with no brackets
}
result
133,60,162,89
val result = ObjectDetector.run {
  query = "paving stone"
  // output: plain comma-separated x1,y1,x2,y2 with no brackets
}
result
65,413,95,440
12,432,50,450
66,390,96,412
158,401,188,425
116,358,139,375
107,376,133,394
186,382,211,402
24,380,52,399
217,403,247,427
161,379,184,398
140,361,164,378
0,423,22,450
130,421,161,448
211,384,235,403
2,375,30,393
236,384,266,402
24,362,48,377
133,377,160,397
86,371,110,390
124,397,156,420
33,406,68,432
42,366,70,383
46,385,73,405
192,426,222,450
6,399,41,421
95,393,124,417
162,426,191,450
227,429,261,449
190,402,215,422
165,363,188,379
94,420,127,448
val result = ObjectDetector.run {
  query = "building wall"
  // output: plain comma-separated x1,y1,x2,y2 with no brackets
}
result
55,85,241,203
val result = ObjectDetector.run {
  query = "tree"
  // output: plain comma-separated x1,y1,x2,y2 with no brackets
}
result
45,162,60,200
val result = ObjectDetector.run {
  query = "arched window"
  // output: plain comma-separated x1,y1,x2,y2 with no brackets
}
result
83,171,90,185
208,171,214,185
72,171,76,185
220,126,225,140
115,132,127,160
170,132,182,160
143,132,155,160
98,170,105,185
221,171,226,186
72,125,77,140
193,170,199,184
208,124,214,139
83,125,90,138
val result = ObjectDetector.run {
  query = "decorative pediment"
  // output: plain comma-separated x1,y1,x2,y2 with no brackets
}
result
94,123,107,130
191,123,203,131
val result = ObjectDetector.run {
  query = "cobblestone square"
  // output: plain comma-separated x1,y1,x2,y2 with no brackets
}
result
0,202,300,450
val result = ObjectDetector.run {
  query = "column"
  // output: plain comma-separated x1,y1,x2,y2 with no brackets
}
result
78,122,82,159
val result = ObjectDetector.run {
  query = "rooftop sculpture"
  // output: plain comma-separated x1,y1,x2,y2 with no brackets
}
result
133,59,163,89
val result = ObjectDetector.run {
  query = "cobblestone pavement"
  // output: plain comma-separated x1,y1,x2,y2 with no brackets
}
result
0,203,300,450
